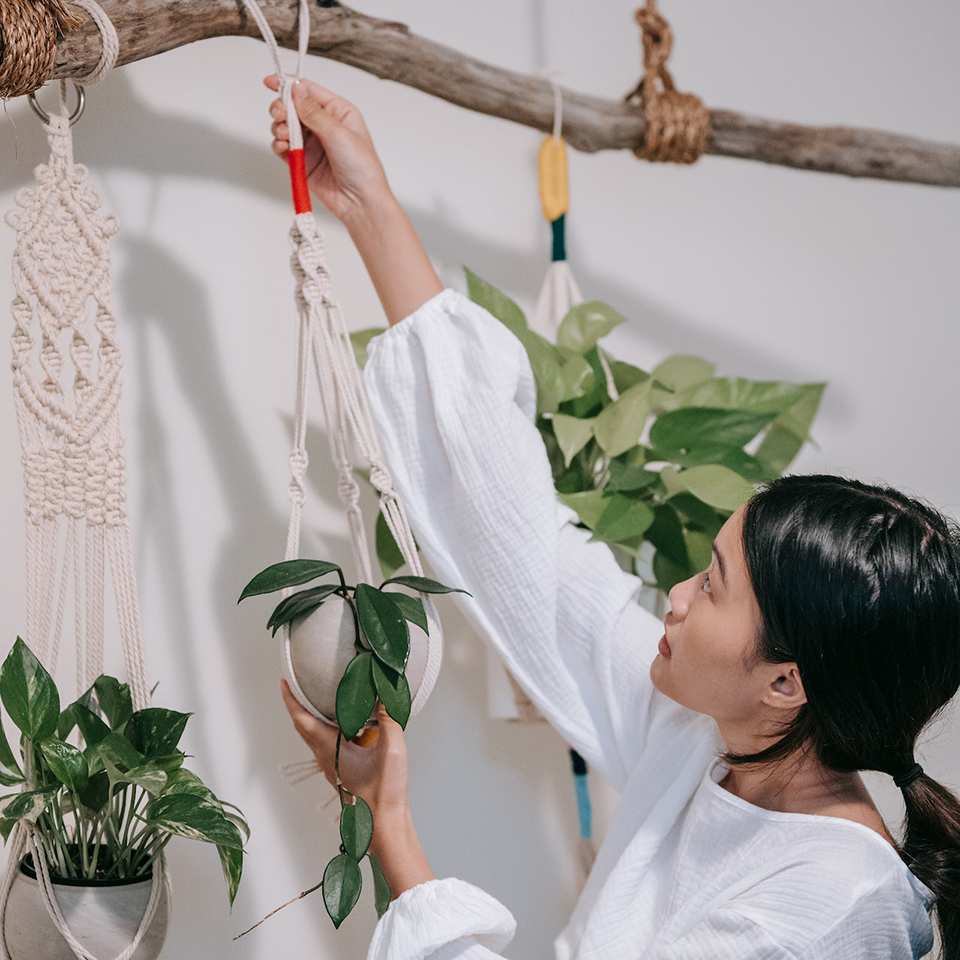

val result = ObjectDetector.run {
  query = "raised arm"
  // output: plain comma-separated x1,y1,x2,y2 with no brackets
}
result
266,77,442,324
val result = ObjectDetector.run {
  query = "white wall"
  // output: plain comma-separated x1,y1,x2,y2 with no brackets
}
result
1,2,958,958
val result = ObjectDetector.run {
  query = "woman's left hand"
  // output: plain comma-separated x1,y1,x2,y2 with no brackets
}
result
280,680,410,824
281,680,436,897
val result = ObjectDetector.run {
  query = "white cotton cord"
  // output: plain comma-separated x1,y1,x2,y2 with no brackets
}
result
23,829,166,960
70,0,120,86
239,3,443,722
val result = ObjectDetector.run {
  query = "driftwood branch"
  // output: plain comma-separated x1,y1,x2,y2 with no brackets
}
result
46,0,960,188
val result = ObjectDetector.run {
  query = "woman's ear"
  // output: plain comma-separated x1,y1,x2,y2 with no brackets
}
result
763,663,807,711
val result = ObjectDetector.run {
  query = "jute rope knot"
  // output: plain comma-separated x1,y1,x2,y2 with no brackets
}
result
626,0,710,164
0,0,83,99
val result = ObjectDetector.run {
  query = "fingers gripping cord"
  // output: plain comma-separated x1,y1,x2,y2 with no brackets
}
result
1,4,164,958
239,1,443,732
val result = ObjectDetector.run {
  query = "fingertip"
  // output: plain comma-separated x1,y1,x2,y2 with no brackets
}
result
263,74,280,91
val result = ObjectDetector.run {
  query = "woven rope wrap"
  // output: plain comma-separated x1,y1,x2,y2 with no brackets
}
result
627,1,710,164
0,0,83,99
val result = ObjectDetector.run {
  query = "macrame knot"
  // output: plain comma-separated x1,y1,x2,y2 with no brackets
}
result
0,0,83,99
626,1,710,164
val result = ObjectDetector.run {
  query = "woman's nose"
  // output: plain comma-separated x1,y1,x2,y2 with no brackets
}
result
667,574,697,621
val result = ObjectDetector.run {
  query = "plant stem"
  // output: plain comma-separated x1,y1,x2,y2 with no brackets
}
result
335,731,346,807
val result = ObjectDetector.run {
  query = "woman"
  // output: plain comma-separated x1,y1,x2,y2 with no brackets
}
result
266,78,960,959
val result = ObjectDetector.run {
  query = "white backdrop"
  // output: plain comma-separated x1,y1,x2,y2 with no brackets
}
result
1,2,958,958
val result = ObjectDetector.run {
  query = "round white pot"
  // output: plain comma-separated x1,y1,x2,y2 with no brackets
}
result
3,860,169,960
285,595,430,726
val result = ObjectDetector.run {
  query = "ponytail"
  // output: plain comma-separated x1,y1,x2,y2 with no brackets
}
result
901,773,960,960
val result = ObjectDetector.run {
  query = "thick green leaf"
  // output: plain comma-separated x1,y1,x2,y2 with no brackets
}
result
380,577,470,597
685,529,715,573
645,503,689,569
145,794,244,849
78,772,109,813
0,787,57,823
163,768,211,798
368,853,391,919
127,708,191,758
669,378,807,414
592,495,655,543
218,838,244,909
593,380,653,457
323,853,363,928
372,660,412,729
94,731,143,771
375,512,406,581
0,638,60,741
0,719,23,787
355,586,409,672
557,490,607,530
674,465,755,511
464,268,527,337
558,355,594,402
653,549,694,594
556,301,626,353
606,461,659,493
550,414,595,467
38,738,89,792
349,327,385,370
238,560,343,602
607,358,653,395
0,819,16,842
103,756,166,796
385,594,428,635
340,796,374,861
335,654,377,741
267,585,341,636
89,676,133,730
667,492,724,531
650,408,775,459
652,355,715,392
560,347,609,419
521,332,566,416
754,383,826,476
70,703,110,748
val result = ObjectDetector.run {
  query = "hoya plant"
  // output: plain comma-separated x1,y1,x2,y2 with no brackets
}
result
238,559,467,927
352,272,824,591
0,637,247,905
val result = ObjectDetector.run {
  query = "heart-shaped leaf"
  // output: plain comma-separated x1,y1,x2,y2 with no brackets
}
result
0,719,23,787
145,794,244,849
0,638,60,741
0,787,57,823
127,708,191,758
38,738,89,793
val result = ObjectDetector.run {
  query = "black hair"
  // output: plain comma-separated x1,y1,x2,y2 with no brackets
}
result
732,475,960,958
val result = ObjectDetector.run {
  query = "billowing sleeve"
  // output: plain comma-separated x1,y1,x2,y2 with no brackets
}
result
364,289,664,789
367,879,515,960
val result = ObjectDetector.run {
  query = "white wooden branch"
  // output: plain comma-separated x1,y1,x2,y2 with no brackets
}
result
47,0,960,188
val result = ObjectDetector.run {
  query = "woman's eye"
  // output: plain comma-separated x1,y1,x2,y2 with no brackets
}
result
701,572,711,593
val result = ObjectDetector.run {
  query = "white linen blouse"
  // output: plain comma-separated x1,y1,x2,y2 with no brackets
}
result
362,289,934,960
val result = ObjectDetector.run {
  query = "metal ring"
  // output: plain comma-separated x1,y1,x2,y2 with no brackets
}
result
27,82,86,127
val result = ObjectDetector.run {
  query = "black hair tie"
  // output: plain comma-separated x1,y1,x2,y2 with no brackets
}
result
893,763,924,789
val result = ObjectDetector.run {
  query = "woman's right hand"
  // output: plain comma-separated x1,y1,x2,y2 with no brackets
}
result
265,76,392,224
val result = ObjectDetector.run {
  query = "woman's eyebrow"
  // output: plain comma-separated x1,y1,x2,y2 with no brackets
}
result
712,544,727,588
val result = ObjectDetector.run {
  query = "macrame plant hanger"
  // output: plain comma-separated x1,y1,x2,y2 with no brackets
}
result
237,0,443,738
0,3,168,958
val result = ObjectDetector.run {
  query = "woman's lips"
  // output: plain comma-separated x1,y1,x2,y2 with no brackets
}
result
658,634,671,658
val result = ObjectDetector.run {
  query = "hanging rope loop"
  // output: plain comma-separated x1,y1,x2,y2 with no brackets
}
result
0,0,83,99
625,0,710,164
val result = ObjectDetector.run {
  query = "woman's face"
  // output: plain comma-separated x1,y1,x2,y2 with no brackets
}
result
650,507,803,731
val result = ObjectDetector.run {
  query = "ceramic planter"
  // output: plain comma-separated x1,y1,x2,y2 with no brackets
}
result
3,858,169,960
285,595,429,726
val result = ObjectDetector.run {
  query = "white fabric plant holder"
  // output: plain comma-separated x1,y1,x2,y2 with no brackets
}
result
239,0,442,732
0,6,168,957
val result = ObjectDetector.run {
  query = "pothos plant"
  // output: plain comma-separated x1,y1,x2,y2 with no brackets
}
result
238,559,467,927
353,270,825,591
0,637,247,905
